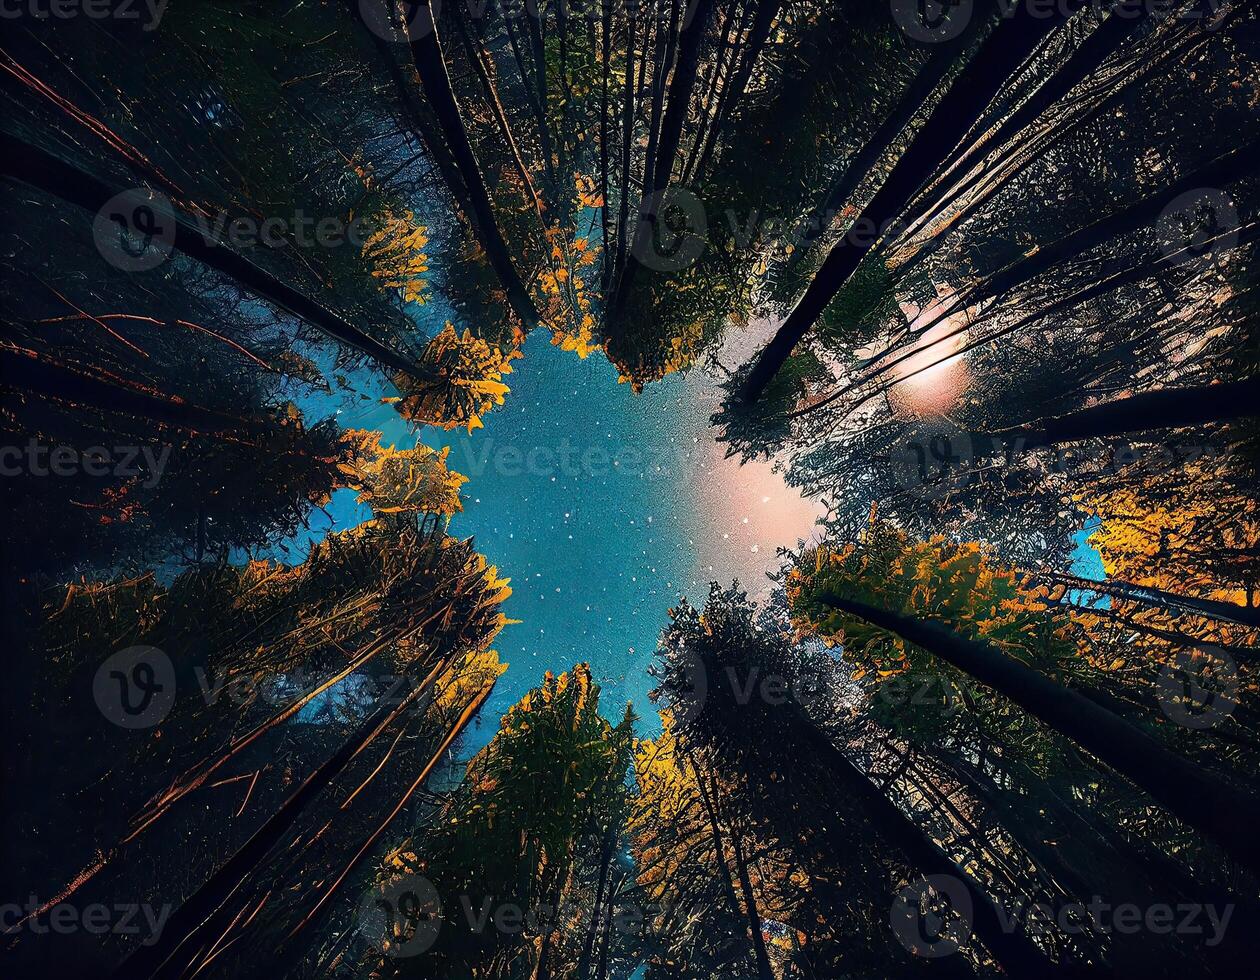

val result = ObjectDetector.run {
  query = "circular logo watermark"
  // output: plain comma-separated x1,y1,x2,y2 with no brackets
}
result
92,645,176,729
1156,646,1239,730
890,874,974,958
358,0,439,43
890,0,974,43
632,188,708,273
887,422,976,502
93,189,176,272
1157,188,1240,269
355,874,442,958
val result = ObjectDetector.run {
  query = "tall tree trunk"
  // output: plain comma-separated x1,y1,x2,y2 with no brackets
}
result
737,0,1083,403
719,791,776,980
577,831,615,979
610,0,718,322
454,9,546,224
879,140,1260,352
687,750,772,979
614,12,640,285
691,0,782,183
351,0,475,222
0,344,267,437
402,0,543,331
831,219,1259,413
600,2,613,291
786,718,1056,976
780,1,990,283
502,6,556,181
616,0,678,291
114,664,449,979
816,594,1260,873
681,0,742,186
594,871,621,980
1036,570,1260,629
0,134,436,381
525,1,552,166
891,0,1237,278
904,0,1151,243
986,377,1260,450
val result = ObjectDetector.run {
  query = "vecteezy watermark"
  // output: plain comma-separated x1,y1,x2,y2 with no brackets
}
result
0,440,170,488
448,434,698,481
887,423,977,503
890,0,1221,45
872,672,966,718
0,897,173,945
892,875,1235,958
358,0,685,45
1157,187,1242,270
93,646,177,729
356,876,444,958
94,189,177,272
93,188,397,271
1156,645,1239,730
888,424,1227,502
655,654,831,727
890,0,975,43
631,188,709,273
0,0,169,31
625,188,909,274
354,875,654,959
890,874,975,958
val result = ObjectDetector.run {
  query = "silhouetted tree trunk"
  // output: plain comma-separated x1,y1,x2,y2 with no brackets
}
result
904,0,1152,244
892,0,1238,276
0,344,267,437
1037,570,1260,629
691,0,782,182
737,0,1083,403
403,0,543,330
610,0,718,322
114,665,447,979
986,377,1260,450
614,12,640,284
351,0,475,222
781,0,990,279
816,593,1260,873
0,134,436,381
577,830,614,979
689,751,772,980
884,140,1260,347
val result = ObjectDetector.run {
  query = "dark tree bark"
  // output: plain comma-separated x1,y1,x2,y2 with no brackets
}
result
688,751,773,980
784,718,1054,976
577,831,615,979
453,9,545,221
501,6,556,181
403,0,543,330
987,377,1260,450
882,140,1260,349
904,0,1152,245
781,1,991,279
614,12,640,285
113,667,444,979
690,0,782,182
610,0,719,322
0,345,268,437
1036,571,1260,629
351,0,475,222
600,2,613,291
0,134,436,381
737,0,1084,403
816,594,1260,874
